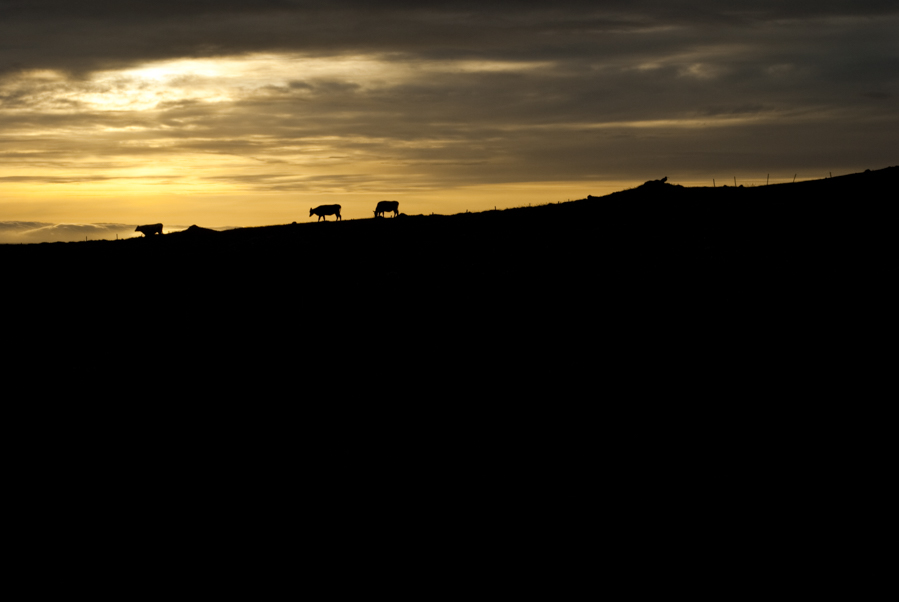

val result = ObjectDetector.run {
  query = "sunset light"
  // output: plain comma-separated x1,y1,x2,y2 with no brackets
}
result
2,2,896,243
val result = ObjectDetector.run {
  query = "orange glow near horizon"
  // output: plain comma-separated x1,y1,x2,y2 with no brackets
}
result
1,53,591,228
3,47,885,240
0,180,642,228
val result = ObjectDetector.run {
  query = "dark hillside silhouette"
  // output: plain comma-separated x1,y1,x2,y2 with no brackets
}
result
5,166,894,342
8,170,891,499
6,166,895,288
6,166,894,418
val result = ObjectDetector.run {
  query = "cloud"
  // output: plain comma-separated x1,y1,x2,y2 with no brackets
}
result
1,1,896,222
3,3,898,74
0,221,182,243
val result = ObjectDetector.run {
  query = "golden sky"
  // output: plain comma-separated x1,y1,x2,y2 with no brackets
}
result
1,2,896,242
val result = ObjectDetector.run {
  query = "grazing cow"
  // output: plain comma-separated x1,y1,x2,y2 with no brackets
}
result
310,205,342,221
374,200,400,218
135,223,163,237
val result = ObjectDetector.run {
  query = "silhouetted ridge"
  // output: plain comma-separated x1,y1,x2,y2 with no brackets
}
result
637,176,677,190
179,225,221,235
3,166,895,302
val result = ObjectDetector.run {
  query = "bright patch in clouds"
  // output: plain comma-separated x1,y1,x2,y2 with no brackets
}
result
0,53,583,225
2,54,554,113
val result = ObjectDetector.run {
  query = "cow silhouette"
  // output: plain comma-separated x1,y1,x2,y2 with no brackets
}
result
135,223,163,237
374,200,399,218
310,205,342,221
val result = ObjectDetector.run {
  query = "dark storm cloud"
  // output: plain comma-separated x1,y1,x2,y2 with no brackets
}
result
1,0,896,197
3,2,898,74
4,1,897,126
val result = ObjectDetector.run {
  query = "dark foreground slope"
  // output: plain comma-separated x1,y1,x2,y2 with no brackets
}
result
8,171,893,567
4,168,894,433
4,164,894,381
6,166,894,296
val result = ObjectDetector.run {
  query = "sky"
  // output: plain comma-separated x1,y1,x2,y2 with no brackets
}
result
1,1,896,242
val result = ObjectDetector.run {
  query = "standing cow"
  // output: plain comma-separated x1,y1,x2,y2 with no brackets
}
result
310,205,342,221
135,223,163,236
374,200,399,218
